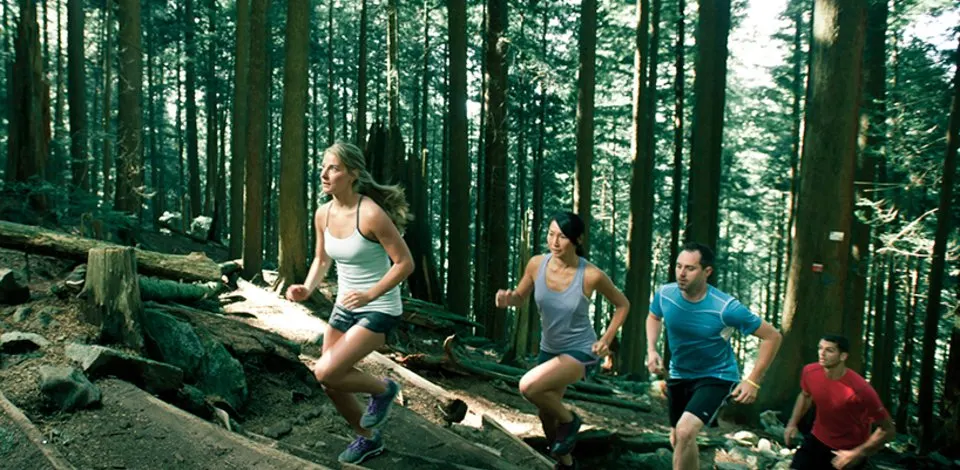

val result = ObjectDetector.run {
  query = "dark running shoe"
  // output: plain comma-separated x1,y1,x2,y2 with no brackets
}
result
360,378,401,429
337,429,384,464
551,412,582,455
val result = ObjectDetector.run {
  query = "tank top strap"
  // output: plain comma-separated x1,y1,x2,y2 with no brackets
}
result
573,257,587,290
356,195,363,231
536,253,552,283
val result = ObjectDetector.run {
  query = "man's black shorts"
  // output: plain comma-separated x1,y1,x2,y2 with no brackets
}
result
790,433,869,469
667,377,737,427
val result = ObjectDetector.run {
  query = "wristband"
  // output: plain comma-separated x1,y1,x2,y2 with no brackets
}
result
744,378,761,389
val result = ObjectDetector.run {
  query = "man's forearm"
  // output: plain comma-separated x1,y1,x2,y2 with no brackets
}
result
747,333,782,383
787,393,811,427
645,315,661,353
854,424,895,457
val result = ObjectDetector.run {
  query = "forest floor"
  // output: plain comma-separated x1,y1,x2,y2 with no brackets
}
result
0,231,933,470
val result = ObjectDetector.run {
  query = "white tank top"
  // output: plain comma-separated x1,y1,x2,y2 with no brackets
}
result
323,196,402,316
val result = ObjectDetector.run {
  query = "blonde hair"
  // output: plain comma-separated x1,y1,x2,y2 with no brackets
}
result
325,142,411,232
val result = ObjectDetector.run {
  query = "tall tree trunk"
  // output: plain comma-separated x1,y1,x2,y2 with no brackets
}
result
439,43,449,300
184,0,201,221
356,0,367,146
572,0,597,256
756,0,866,416
8,0,50,213
101,2,112,203
472,1,488,326
67,0,87,190
668,0,684,285
619,0,651,375
918,36,959,454
403,0,440,303
114,0,142,216
869,253,887,380
446,0,471,317
478,0,509,341
241,0,269,280
876,258,897,407
275,0,310,290
844,0,886,373
326,0,335,146
784,0,806,282
684,0,730,260
204,0,219,219
943,278,960,456
146,2,162,223
51,0,64,186
895,258,920,433
230,0,250,259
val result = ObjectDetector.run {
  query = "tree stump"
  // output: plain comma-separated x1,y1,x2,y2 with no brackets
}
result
81,247,144,351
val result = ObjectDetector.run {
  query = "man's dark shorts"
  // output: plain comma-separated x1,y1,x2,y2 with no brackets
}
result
329,305,401,334
537,350,600,379
667,377,737,427
790,433,869,470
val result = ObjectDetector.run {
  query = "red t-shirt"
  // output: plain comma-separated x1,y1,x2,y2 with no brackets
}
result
800,363,890,450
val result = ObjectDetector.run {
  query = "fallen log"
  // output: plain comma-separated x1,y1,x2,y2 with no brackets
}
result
139,277,223,303
0,390,76,470
490,373,651,412
442,336,624,398
0,220,223,282
481,414,554,470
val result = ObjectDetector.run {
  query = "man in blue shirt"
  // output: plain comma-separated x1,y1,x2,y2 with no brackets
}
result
646,242,782,470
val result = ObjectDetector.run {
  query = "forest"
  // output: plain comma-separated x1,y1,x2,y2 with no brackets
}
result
0,0,958,468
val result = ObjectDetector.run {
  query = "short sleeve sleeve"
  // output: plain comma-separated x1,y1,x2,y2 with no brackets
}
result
860,384,891,423
721,299,762,335
650,288,664,319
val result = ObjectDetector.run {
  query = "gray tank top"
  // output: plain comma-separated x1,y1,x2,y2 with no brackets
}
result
534,254,598,356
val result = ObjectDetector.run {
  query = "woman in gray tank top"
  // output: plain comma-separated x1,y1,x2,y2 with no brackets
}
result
285,143,415,465
495,212,630,470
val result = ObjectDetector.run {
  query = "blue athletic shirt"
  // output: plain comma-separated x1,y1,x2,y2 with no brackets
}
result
650,283,762,382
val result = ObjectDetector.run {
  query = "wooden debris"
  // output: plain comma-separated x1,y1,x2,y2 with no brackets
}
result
0,220,223,282
0,390,77,470
481,414,554,470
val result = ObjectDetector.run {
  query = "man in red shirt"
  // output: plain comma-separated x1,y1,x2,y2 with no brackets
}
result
785,335,896,469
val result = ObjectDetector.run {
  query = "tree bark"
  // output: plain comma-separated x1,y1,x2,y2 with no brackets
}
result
67,0,87,191
229,0,250,259
445,0,471,317
241,0,270,280
204,0,219,220
277,0,310,290
356,0,367,146
81,247,144,351
184,0,201,220
844,0,886,373
619,0,651,375
894,258,920,433
0,220,223,282
100,2,112,202
918,36,959,454
572,0,597,256
7,0,49,214
668,0,684,285
478,0,509,341
115,0,143,215
685,0,731,259
756,0,866,416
